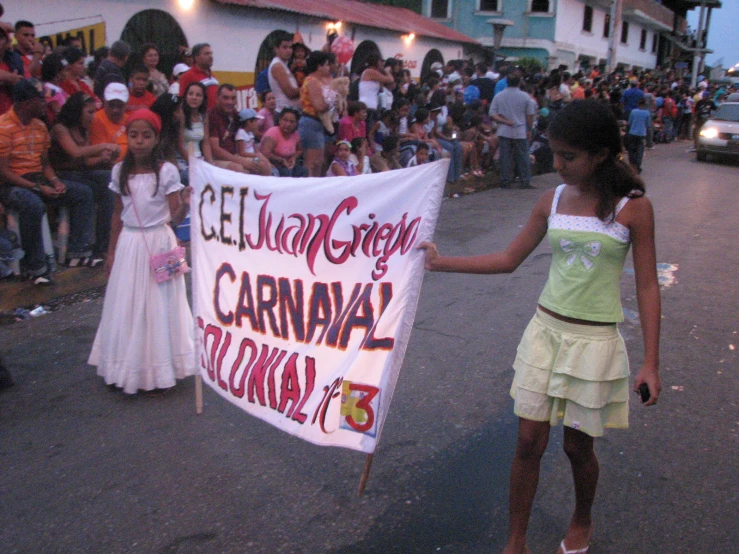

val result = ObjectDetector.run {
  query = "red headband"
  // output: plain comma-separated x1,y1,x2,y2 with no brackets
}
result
127,109,162,134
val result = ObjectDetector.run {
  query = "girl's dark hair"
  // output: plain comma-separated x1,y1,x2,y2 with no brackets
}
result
548,100,644,221
119,121,166,197
182,81,207,130
350,137,365,154
41,52,65,82
413,108,429,124
151,93,183,163
55,91,95,129
140,42,159,57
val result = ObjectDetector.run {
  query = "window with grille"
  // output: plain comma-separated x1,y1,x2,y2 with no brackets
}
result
652,33,658,53
479,0,499,11
603,14,611,38
531,0,549,12
621,21,629,44
583,5,593,33
640,29,647,50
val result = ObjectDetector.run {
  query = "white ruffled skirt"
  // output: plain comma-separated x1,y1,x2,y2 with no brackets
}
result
510,308,630,437
88,225,196,394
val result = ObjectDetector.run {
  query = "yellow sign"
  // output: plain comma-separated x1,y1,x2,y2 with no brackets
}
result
40,22,106,54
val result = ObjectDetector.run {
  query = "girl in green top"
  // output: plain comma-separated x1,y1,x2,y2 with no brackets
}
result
420,100,661,554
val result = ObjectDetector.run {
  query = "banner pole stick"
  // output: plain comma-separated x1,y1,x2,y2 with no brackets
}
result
357,453,374,496
188,142,203,416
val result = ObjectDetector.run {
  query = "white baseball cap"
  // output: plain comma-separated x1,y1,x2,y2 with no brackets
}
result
104,82,129,103
173,63,190,77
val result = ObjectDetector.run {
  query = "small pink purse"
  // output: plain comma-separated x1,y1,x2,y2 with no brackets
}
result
130,185,190,284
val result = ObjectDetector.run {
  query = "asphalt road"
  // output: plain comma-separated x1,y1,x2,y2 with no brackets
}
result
1,142,737,554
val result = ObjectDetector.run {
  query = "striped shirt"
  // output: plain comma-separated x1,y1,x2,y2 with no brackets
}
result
0,108,50,176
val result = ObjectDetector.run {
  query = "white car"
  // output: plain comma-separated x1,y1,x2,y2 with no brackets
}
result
696,102,739,162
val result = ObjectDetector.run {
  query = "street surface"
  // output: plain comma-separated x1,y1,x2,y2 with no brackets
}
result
1,142,737,553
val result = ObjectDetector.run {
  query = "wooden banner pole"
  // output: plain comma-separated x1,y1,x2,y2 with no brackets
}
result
357,453,375,497
195,374,203,414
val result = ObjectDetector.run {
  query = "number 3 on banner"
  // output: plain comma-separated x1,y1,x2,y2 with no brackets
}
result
340,381,381,437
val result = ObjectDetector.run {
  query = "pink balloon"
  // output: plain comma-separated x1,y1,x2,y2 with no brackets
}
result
331,36,355,65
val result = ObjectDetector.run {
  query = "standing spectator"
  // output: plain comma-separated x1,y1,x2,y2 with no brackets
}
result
90,83,130,160
471,63,495,105
622,79,644,121
359,54,395,133
140,43,169,97
13,21,42,79
677,93,693,140
298,51,334,177
260,107,308,177
0,25,23,115
126,65,157,110
0,79,95,282
178,43,219,110
267,32,300,113
489,72,537,189
60,48,101,109
207,84,254,173
643,85,656,149
93,40,130,100
626,98,649,174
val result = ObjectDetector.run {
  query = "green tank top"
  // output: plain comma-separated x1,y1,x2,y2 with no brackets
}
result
537,185,632,323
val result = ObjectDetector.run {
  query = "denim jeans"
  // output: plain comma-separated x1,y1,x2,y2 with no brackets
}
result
498,137,531,187
663,117,674,141
57,169,113,256
437,137,463,182
1,176,94,274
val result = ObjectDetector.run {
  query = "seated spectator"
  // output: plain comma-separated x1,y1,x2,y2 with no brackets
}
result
350,137,371,175
60,48,101,109
260,107,308,177
93,40,130,100
168,63,190,96
406,142,430,168
140,43,169,97
256,90,276,140
40,52,69,119
369,135,402,173
0,201,23,279
326,140,358,176
90,83,130,159
50,92,118,264
236,108,271,176
0,79,95,283
150,93,185,170
177,81,216,168
338,101,367,144
126,65,157,110
207,84,259,173
0,25,24,116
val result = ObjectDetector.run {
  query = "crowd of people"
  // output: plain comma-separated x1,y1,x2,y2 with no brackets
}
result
1,9,736,290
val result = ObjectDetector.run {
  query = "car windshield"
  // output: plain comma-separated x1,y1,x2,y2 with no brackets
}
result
711,104,739,122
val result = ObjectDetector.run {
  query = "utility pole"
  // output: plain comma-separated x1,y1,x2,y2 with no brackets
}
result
690,1,707,88
606,0,623,74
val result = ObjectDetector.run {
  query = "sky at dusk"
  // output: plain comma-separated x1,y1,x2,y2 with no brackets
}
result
687,1,738,68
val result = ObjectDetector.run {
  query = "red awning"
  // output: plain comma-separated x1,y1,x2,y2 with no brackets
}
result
213,0,479,44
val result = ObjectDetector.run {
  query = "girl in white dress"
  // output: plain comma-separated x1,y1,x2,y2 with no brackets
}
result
89,109,195,395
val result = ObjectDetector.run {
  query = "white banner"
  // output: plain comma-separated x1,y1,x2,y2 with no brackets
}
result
190,158,448,453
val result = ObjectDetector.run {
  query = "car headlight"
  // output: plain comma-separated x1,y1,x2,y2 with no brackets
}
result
699,127,719,139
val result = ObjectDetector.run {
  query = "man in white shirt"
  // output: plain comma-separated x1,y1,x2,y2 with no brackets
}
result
489,72,538,189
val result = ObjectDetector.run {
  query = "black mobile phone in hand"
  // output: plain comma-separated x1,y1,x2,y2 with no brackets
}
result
638,383,651,403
